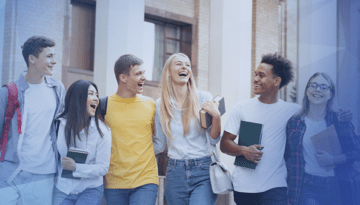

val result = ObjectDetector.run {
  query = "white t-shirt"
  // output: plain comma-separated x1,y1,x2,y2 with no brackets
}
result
224,97,301,193
303,117,335,177
20,81,57,174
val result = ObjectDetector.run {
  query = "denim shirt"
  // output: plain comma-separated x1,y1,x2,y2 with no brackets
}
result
153,90,221,159
0,71,65,183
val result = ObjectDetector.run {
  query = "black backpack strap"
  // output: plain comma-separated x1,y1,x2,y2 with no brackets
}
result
55,119,60,137
100,96,108,119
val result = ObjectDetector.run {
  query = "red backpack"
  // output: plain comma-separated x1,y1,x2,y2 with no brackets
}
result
0,82,22,161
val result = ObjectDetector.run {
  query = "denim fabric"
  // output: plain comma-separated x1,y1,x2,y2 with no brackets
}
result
0,171,54,205
52,185,103,205
233,187,287,205
164,156,217,205
298,173,342,205
104,183,158,205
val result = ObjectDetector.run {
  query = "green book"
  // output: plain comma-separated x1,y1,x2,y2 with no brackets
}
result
234,121,263,169
61,149,88,180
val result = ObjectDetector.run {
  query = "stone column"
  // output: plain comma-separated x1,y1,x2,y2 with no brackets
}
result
209,1,253,204
94,0,145,97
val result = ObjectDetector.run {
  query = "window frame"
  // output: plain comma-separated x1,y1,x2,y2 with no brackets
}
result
144,7,197,87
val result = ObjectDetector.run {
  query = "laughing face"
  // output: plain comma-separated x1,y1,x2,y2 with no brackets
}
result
254,63,279,96
169,55,192,86
86,85,99,117
306,75,332,106
30,47,57,77
124,65,146,95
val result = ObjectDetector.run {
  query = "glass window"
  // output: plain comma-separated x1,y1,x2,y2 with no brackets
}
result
142,19,192,82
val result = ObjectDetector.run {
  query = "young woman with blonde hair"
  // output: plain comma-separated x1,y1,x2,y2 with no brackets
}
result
153,53,221,205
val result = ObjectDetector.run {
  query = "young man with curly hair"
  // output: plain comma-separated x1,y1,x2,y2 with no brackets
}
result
220,53,299,205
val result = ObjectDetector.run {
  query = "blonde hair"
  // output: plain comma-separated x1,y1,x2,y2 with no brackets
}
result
159,53,200,138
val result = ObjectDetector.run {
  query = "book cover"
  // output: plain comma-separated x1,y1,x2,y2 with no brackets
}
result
234,121,263,169
61,149,88,180
311,124,342,171
199,96,226,129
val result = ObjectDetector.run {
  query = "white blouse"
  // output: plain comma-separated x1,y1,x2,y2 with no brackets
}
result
153,90,221,159
55,117,111,195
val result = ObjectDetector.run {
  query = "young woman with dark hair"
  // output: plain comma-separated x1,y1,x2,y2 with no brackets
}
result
286,72,360,205
52,80,111,205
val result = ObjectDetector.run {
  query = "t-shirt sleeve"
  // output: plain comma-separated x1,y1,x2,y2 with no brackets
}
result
153,100,167,155
224,102,242,136
199,90,213,106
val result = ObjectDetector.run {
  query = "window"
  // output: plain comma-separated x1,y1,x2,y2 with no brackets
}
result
142,18,192,83
69,0,95,71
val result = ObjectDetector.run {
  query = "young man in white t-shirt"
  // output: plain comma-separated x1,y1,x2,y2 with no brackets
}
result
0,36,65,205
220,53,299,205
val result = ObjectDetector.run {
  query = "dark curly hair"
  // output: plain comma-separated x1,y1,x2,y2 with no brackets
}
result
261,53,294,89
21,36,55,67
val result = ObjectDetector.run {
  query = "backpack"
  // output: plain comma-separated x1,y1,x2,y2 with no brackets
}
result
0,82,22,161
99,96,108,119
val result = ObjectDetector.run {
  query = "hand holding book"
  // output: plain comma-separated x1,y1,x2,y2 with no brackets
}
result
61,149,88,179
200,96,226,129
234,121,263,169
241,144,264,164
201,100,221,119
62,157,76,171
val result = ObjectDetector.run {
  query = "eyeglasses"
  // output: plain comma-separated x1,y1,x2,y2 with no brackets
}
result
308,82,330,91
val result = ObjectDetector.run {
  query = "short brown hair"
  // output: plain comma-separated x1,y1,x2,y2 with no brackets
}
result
114,54,143,84
21,36,55,67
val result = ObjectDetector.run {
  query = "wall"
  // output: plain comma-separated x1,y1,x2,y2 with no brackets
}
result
1,0,65,84
0,0,5,84
251,0,279,97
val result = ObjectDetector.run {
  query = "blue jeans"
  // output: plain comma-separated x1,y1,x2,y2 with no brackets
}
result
299,173,342,205
164,156,217,205
52,185,103,205
104,183,158,205
0,171,54,205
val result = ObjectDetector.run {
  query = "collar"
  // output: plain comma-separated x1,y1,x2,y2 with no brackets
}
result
18,70,56,91
300,108,335,123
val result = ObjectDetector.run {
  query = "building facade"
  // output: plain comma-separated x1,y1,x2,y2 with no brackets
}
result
1,0,359,204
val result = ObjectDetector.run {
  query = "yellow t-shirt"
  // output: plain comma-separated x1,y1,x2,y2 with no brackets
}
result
104,94,158,189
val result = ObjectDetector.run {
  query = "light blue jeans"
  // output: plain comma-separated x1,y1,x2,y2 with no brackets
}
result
0,171,54,205
164,156,218,205
104,183,158,205
52,185,103,205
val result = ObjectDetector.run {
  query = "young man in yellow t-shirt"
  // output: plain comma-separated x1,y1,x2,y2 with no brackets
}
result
103,54,159,205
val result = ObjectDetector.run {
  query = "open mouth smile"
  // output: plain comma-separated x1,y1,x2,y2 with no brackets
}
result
178,72,188,77
90,103,97,110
